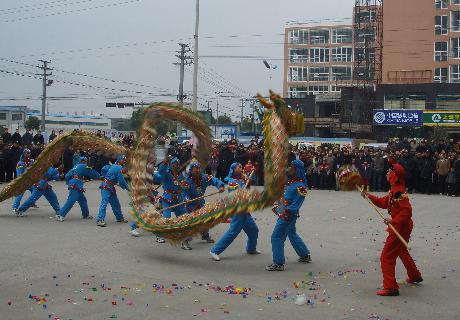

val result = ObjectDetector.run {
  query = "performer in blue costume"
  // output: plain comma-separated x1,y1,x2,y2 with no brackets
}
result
56,156,100,222
15,165,62,217
130,172,162,237
155,156,189,244
12,149,36,212
210,162,260,261
96,155,130,227
266,159,311,271
182,162,225,249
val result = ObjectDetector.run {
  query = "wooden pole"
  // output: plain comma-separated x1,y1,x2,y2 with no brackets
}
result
356,185,411,250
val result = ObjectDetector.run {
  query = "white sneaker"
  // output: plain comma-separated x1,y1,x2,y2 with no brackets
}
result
12,208,19,216
17,211,28,217
130,228,141,237
210,251,220,261
156,237,165,243
56,215,65,222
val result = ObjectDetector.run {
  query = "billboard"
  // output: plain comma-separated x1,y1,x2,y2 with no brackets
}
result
181,124,238,139
373,109,423,126
422,110,460,126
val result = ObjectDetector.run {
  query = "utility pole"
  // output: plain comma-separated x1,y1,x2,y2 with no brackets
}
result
215,100,219,137
240,99,244,131
37,60,52,133
192,0,200,112
174,43,192,137
251,99,255,133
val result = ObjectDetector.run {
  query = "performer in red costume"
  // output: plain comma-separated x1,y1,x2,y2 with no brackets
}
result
362,159,423,296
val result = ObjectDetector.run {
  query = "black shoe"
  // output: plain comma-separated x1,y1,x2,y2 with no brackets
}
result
265,263,284,271
298,255,311,263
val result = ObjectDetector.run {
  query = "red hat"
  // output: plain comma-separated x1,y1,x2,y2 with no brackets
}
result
388,163,405,186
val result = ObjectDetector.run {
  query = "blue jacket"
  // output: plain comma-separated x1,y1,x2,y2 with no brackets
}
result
100,164,129,193
275,159,308,217
16,151,34,176
34,167,60,191
184,174,224,210
65,163,100,192
158,162,188,203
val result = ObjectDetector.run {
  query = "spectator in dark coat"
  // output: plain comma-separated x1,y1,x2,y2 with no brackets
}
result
22,129,33,145
11,129,22,144
33,132,44,145
2,129,11,144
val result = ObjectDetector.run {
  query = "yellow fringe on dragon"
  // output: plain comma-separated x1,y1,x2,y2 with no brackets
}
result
0,131,127,203
129,97,289,241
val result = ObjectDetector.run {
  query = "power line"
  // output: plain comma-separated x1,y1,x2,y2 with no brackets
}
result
2,0,141,23
0,57,177,93
0,68,179,98
0,0,81,12
0,0,101,16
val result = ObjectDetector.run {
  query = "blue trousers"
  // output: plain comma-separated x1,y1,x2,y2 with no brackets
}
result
271,214,310,265
18,188,60,213
12,189,33,209
97,189,123,222
59,190,90,218
211,213,259,255
160,199,187,218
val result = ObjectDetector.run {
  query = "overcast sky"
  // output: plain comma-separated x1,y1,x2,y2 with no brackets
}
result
0,0,355,119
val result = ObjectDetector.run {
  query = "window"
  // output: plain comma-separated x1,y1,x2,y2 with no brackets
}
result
436,0,448,8
453,11,460,31
355,48,375,61
309,67,330,81
331,66,352,81
451,65,460,82
12,113,22,121
435,41,448,61
355,28,375,43
288,67,308,82
331,47,353,62
310,29,330,44
452,38,460,58
308,85,329,94
288,48,308,64
332,28,352,43
288,29,308,45
0,113,6,120
435,15,449,35
453,0,460,4
434,67,448,82
288,87,309,98
310,47,330,63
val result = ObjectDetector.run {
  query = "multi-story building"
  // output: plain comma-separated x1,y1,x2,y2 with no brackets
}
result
283,23,355,98
0,106,27,131
383,0,460,85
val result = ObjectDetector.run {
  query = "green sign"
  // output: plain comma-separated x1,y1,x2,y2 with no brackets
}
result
422,111,460,126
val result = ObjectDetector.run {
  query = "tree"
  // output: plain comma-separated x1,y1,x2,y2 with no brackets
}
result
129,109,145,131
240,117,253,131
217,115,232,125
25,116,40,131
431,125,449,142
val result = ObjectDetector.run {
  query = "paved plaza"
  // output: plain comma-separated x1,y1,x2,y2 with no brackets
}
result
0,182,459,320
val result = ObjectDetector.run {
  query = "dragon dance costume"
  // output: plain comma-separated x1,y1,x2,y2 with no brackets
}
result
96,155,129,227
56,156,100,221
16,166,61,216
183,162,225,245
364,160,423,296
266,159,311,271
12,149,35,211
210,163,259,261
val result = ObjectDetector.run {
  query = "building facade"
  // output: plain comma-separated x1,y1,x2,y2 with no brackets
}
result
26,112,111,132
0,106,27,131
382,0,460,85
283,24,355,98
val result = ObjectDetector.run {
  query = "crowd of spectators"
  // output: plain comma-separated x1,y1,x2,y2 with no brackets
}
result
2,127,460,198
166,137,460,196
